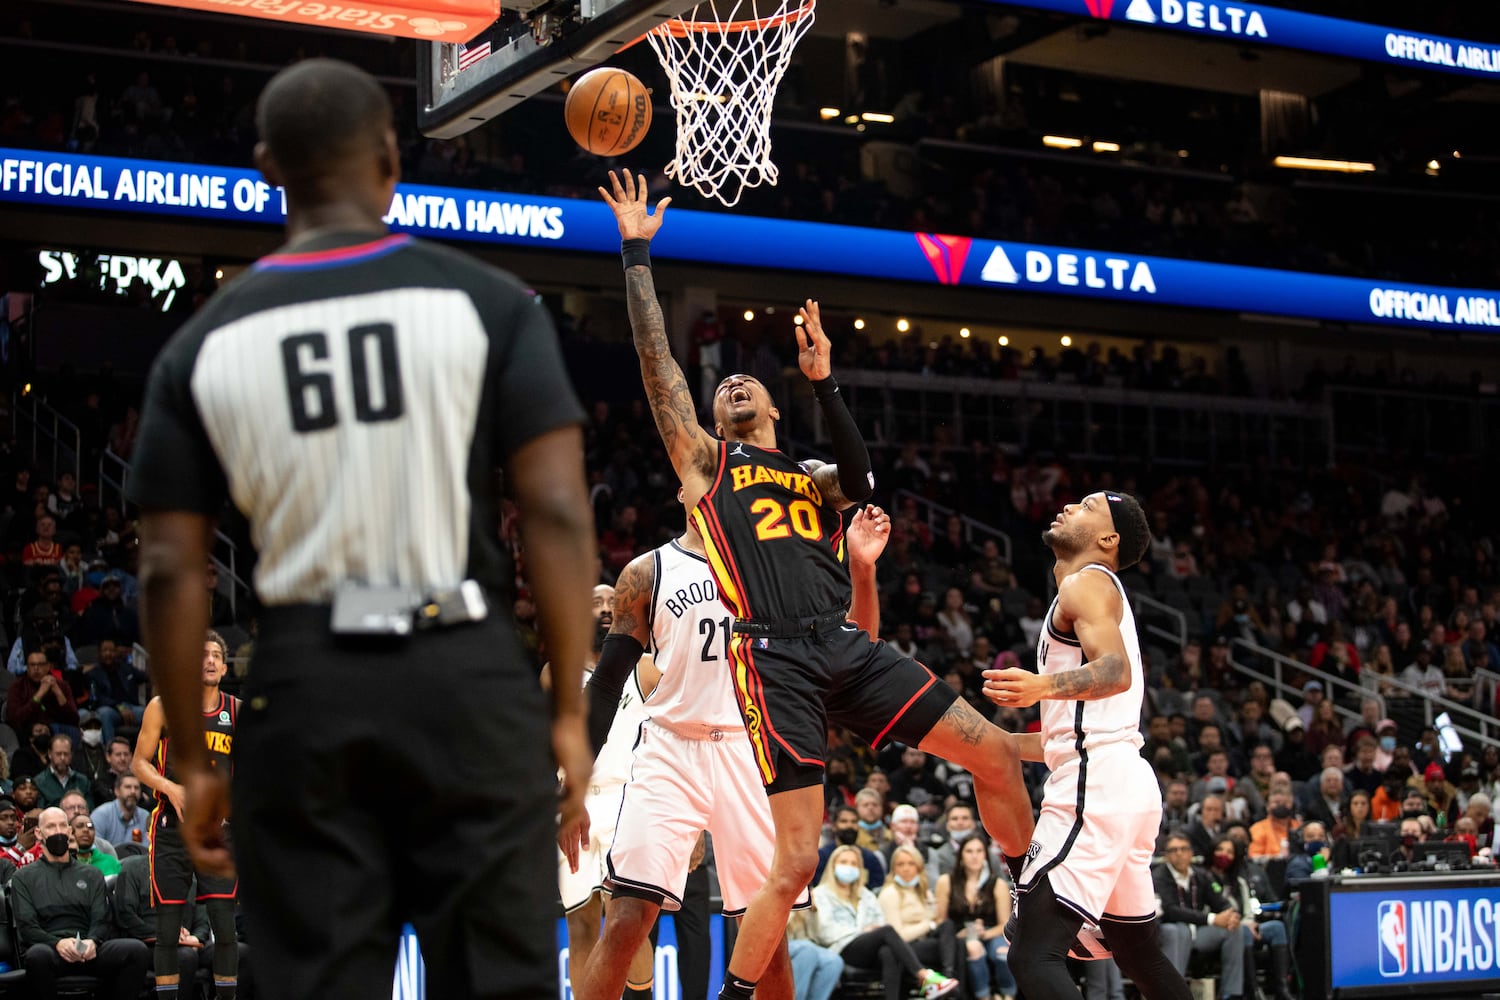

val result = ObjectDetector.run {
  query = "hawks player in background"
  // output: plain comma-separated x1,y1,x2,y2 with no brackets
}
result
133,630,240,1000
983,493,1191,1000
601,169,1031,1000
568,500,894,1000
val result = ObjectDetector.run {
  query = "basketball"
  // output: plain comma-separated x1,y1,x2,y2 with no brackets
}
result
565,68,652,156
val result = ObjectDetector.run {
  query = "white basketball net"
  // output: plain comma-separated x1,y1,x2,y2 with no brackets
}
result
645,0,816,207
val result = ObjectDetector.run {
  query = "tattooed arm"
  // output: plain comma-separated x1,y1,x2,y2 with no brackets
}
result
607,552,654,648
981,572,1131,708
601,170,717,494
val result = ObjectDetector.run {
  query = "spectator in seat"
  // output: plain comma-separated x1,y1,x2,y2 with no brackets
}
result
1144,714,1191,777
1372,719,1399,772
889,746,947,808
879,846,959,987
1392,817,1426,867
1160,781,1191,840
70,814,118,876
85,637,147,745
91,770,147,849
1401,643,1444,699
1190,751,1236,805
808,845,958,1000
925,803,980,887
1302,767,1347,830
1248,790,1301,861
1296,680,1324,730
884,804,929,868
11,776,40,817
814,807,887,890
1186,794,1227,859
21,514,64,567
935,835,1013,1000
35,734,91,809
1422,762,1460,827
92,737,143,811
1371,766,1408,823
1154,833,1249,1000
10,807,150,999
1304,700,1344,760
786,911,843,1000
75,716,110,793
1344,736,1383,798
1211,836,1293,1000
76,573,140,646
1285,821,1329,882
1329,790,1374,871
1274,715,1318,782
6,607,82,677
855,789,893,856
1463,793,1492,849
11,723,58,781
114,853,218,990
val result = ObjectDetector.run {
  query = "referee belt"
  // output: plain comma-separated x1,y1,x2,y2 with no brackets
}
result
731,607,848,639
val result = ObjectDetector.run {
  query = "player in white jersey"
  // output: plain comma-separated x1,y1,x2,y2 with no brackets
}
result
564,502,892,1000
983,492,1192,1000
549,585,657,993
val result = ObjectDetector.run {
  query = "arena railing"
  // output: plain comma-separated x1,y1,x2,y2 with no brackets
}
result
1328,384,1500,460
15,394,81,489
891,489,1013,567
1229,636,1499,752
1134,592,1189,654
831,369,1335,469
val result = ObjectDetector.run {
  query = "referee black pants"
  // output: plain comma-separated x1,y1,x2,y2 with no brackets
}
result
232,608,557,999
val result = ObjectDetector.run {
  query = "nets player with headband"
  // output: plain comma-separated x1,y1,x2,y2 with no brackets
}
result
600,168,1032,1000
130,629,239,1000
568,498,894,1000
982,492,1192,1000
128,58,597,999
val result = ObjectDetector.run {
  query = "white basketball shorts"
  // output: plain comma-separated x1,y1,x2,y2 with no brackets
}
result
557,780,626,913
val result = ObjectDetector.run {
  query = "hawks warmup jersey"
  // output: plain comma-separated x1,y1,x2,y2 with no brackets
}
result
128,232,584,606
155,691,238,827
692,441,848,621
644,540,744,730
1035,564,1146,769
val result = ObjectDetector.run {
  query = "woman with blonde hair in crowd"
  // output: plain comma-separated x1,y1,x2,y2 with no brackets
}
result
878,845,958,983
935,834,1015,1000
1305,698,1345,759
1361,644,1398,699
809,845,959,999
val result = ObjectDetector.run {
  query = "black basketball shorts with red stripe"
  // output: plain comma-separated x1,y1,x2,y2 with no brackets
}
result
728,620,957,795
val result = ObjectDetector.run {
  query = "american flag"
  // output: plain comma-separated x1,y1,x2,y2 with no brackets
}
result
458,41,492,71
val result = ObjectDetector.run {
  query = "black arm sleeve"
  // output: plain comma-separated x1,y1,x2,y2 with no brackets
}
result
587,634,644,754
812,377,873,503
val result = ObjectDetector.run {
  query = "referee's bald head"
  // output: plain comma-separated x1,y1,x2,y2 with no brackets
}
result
254,59,398,210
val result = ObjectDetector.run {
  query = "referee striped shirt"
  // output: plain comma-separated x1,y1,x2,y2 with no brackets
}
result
128,231,584,605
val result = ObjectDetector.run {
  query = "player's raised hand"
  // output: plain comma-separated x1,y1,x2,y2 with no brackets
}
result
846,504,891,567
795,299,831,381
982,666,1047,709
554,715,593,872
599,169,671,241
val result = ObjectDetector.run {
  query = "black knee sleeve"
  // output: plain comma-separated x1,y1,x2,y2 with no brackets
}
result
155,903,184,979
207,899,239,980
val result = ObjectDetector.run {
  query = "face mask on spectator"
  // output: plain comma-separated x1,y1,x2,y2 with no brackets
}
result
834,864,860,885
43,832,70,857
1380,736,1397,753
950,828,975,844
1212,852,1234,871
81,730,102,747
1304,840,1326,854
858,819,883,832
835,828,859,846
1271,804,1293,820
1401,834,1418,849
893,874,920,888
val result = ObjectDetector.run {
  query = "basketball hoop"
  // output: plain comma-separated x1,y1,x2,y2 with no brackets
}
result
643,0,815,207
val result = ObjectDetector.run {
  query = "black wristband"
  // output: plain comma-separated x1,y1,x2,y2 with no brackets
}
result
812,375,839,401
621,238,651,270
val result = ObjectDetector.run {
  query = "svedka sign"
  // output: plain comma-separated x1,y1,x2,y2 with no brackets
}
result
4,147,1500,334
125,0,497,42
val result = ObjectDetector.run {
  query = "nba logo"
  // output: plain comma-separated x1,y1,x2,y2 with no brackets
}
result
1377,901,1407,977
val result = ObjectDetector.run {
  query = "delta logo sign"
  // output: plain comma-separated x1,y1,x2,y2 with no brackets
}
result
916,234,1159,296
1082,0,1269,39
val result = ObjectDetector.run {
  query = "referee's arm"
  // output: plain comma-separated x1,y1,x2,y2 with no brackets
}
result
507,424,598,829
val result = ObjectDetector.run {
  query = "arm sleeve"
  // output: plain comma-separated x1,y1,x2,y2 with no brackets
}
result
812,379,873,503
586,635,643,754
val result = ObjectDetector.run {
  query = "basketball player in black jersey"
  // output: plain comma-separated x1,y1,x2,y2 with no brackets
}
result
601,170,1033,1000
132,629,239,1000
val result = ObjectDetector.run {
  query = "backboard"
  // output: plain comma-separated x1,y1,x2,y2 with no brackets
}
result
417,0,698,138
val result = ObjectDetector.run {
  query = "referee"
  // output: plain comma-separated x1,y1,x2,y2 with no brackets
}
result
129,59,597,1000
